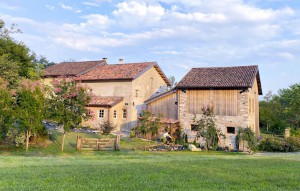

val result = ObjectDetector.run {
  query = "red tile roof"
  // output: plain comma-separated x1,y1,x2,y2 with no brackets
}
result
43,60,107,77
176,65,262,95
78,62,170,85
88,96,123,107
78,62,152,80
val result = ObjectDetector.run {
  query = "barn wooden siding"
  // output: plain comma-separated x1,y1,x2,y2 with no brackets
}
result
187,90,239,116
147,92,178,120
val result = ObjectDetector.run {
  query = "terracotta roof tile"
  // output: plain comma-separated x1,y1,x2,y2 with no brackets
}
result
176,65,262,95
44,60,107,77
78,62,155,81
88,96,123,107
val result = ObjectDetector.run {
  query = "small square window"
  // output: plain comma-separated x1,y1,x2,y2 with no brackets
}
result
191,125,198,131
113,110,117,119
123,109,127,119
125,103,129,106
87,109,91,115
99,110,104,118
227,127,235,134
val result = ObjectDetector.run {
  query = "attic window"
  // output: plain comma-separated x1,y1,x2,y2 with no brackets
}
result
227,127,235,134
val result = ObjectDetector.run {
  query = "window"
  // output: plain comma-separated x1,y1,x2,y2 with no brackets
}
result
113,110,117,119
99,110,104,118
123,109,127,119
191,125,198,131
135,89,139,97
125,103,129,106
227,127,235,134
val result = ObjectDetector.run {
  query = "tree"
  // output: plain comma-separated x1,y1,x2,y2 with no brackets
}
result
167,76,177,90
194,106,223,150
14,79,46,151
0,19,53,88
0,78,14,141
46,78,94,151
259,83,300,135
32,55,56,69
278,83,300,129
134,110,162,139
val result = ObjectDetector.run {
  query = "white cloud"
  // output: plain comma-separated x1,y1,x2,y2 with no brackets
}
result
62,14,110,33
171,12,227,23
59,3,82,13
45,5,55,10
82,2,100,7
112,1,165,27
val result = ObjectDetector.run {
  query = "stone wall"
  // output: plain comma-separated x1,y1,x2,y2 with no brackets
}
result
178,89,253,150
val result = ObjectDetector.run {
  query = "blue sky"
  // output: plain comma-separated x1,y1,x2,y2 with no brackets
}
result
1,0,300,95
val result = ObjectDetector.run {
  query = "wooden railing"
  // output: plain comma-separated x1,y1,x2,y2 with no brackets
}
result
76,135,120,151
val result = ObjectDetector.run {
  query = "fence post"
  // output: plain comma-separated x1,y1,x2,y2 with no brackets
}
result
76,136,82,150
114,135,120,150
284,128,291,139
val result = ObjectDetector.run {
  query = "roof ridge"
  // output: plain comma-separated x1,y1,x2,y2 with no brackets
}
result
191,65,258,69
109,61,156,66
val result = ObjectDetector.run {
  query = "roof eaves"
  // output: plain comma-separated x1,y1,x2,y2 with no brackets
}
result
144,89,176,104
110,97,124,107
132,62,156,81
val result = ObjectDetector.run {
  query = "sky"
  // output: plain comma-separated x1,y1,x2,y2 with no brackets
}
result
0,0,299,96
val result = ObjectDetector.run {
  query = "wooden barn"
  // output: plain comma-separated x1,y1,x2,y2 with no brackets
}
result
145,65,262,149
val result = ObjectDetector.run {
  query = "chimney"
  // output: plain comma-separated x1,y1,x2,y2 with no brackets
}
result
119,58,124,64
102,58,108,63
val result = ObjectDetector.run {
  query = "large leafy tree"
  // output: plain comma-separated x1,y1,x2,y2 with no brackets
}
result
259,83,300,135
46,78,94,151
0,78,14,140
0,19,52,88
14,79,46,151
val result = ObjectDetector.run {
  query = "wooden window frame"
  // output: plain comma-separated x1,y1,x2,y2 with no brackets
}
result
99,110,104,118
113,110,117,119
123,109,127,119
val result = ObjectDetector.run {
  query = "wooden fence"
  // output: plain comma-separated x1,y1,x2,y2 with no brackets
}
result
76,135,120,151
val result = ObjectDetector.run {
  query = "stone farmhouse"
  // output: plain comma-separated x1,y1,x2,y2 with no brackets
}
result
44,60,262,149
43,59,170,131
145,65,262,149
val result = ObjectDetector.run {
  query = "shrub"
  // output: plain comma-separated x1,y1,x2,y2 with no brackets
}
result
285,137,300,152
258,135,285,152
129,130,135,138
236,127,258,151
259,135,300,152
100,121,116,136
5,128,25,146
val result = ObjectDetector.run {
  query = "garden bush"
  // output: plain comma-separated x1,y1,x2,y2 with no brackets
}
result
259,135,300,152
5,128,26,146
285,136,300,152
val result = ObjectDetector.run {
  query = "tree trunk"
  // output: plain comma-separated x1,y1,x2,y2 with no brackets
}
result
26,130,30,151
61,131,66,152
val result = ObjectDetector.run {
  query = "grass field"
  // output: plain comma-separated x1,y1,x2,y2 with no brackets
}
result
0,132,299,190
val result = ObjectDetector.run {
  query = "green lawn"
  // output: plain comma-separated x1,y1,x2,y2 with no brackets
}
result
0,132,299,190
